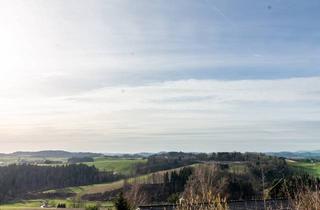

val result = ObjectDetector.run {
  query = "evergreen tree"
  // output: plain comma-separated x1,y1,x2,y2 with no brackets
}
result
114,192,132,210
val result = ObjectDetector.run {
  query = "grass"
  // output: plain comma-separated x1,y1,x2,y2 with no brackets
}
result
287,159,320,177
83,157,147,175
0,155,147,176
0,156,67,167
0,199,114,209
77,163,200,195
46,175,150,196
44,163,198,196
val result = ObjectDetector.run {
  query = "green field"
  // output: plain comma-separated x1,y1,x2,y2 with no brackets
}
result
287,160,320,177
44,173,152,196
0,155,147,176
83,157,147,175
0,199,114,210
0,156,67,167
44,163,198,196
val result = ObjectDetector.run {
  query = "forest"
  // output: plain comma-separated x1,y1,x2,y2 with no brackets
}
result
0,164,122,201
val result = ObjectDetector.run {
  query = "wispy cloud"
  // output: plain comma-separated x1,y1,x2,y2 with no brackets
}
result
0,0,319,152
1,77,319,152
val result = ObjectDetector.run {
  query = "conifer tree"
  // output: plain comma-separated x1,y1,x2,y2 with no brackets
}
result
114,192,132,210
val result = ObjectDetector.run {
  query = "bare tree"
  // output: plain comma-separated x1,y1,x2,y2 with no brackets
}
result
177,164,228,210
125,183,149,208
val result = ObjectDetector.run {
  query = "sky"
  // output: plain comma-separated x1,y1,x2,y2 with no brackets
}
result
0,0,319,153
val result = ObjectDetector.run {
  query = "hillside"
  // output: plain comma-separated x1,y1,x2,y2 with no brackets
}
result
268,150,320,159
9,150,103,158
0,151,319,210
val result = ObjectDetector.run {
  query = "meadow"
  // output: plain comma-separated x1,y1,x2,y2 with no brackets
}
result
0,155,147,176
288,159,320,177
0,199,114,210
83,157,147,175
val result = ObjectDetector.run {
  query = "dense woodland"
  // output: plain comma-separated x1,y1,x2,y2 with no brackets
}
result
135,152,283,174
0,164,122,201
121,153,320,205
67,157,94,164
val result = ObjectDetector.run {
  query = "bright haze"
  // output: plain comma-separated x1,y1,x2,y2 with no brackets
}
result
0,0,319,153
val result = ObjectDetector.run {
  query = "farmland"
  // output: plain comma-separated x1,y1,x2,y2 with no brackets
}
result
83,157,147,175
0,152,318,210
0,199,114,210
0,153,147,176
287,159,320,177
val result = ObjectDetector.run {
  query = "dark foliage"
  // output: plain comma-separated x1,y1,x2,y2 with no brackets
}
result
135,152,278,175
67,157,94,164
227,177,256,200
163,167,193,196
269,173,320,198
135,153,295,202
0,164,122,201
135,152,198,174
114,192,132,210
57,203,66,208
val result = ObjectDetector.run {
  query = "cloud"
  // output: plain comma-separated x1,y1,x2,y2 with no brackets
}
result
1,0,320,152
1,0,320,97
0,77,319,152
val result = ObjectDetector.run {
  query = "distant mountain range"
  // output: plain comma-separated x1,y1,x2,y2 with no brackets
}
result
0,150,103,158
3,149,320,159
268,150,320,159
0,150,154,158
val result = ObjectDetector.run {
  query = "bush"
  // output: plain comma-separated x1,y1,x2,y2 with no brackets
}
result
167,193,180,204
57,203,66,208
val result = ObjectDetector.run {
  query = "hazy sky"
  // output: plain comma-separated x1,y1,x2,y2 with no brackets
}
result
0,0,320,153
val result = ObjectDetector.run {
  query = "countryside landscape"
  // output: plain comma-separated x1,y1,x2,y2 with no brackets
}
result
0,150,320,209
1,0,320,209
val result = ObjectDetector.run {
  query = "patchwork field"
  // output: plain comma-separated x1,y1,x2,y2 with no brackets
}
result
0,155,147,176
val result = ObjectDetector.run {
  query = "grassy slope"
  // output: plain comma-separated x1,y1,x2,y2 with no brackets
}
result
0,156,147,175
83,157,147,175
45,163,199,196
288,160,320,177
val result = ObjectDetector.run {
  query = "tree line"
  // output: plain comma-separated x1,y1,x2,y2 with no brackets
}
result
135,152,282,174
0,164,122,201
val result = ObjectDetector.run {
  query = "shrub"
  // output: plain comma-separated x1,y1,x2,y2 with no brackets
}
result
57,203,66,208
167,193,180,204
